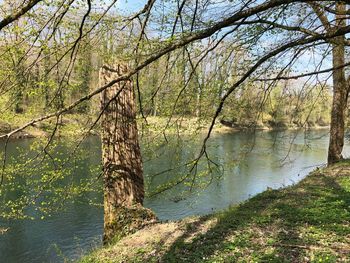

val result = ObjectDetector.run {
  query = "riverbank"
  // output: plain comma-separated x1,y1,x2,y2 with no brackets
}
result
0,114,331,139
81,162,350,262
0,113,95,139
139,116,330,135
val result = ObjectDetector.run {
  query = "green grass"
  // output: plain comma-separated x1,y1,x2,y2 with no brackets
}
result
80,162,350,263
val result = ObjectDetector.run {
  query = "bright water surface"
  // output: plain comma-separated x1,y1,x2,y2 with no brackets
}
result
0,130,349,262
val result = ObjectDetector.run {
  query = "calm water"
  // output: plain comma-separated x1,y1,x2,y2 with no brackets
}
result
0,129,349,262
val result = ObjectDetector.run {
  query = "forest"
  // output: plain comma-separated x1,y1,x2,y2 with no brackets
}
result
0,0,349,262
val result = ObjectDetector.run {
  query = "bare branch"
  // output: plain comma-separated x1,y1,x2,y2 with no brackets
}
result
0,0,43,31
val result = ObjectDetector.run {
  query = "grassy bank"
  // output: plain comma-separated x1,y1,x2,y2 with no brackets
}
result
0,113,331,140
0,113,96,139
81,162,350,263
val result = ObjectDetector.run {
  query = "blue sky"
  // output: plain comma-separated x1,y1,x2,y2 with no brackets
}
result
107,0,147,14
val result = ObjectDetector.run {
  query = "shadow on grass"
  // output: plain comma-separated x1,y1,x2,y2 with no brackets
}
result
147,173,350,262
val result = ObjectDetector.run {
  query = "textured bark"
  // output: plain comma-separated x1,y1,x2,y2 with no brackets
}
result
327,3,348,165
100,64,153,244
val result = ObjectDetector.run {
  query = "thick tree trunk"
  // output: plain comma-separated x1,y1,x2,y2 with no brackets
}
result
327,3,348,165
100,64,155,244
328,42,347,164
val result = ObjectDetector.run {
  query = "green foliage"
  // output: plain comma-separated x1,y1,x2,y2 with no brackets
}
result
0,138,102,220
222,82,332,129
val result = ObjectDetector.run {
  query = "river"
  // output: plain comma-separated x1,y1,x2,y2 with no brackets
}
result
0,129,348,262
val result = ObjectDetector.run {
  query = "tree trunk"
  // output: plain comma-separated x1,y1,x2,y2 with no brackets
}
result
328,3,348,165
99,64,155,244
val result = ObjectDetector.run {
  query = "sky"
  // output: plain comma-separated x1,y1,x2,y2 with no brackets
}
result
105,0,147,15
